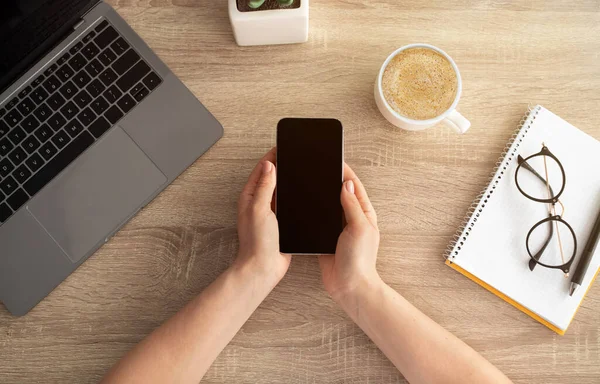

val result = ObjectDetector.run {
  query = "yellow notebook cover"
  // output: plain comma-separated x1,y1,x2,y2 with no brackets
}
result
444,106,600,334
445,259,600,335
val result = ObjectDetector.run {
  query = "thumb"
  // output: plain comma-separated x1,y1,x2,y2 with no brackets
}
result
252,161,276,209
341,180,365,225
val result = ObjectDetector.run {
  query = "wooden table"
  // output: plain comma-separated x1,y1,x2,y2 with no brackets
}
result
2,1,600,383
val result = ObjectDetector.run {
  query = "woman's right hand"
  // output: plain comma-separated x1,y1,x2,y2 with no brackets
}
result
319,164,382,302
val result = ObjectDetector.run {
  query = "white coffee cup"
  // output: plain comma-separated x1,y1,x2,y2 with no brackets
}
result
374,43,470,134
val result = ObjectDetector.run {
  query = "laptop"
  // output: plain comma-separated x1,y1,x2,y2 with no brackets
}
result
0,0,223,316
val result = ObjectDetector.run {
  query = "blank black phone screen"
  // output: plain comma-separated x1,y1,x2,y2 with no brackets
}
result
276,118,343,254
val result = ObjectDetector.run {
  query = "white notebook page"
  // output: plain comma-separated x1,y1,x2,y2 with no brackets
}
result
451,106,600,331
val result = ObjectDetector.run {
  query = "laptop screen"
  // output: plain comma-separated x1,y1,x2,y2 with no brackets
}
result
0,0,96,94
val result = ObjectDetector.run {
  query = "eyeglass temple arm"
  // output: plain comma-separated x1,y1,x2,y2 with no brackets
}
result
518,155,556,271
528,213,555,271
517,155,556,197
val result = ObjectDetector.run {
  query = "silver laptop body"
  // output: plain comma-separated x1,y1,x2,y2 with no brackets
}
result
0,1,223,315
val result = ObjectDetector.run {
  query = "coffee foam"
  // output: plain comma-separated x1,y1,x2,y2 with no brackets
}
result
381,47,458,121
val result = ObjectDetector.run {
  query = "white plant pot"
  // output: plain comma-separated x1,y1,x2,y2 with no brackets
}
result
228,0,309,46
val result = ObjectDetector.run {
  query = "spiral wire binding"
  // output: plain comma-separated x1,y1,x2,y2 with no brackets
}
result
444,105,542,260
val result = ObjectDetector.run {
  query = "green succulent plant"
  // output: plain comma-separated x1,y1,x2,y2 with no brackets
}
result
248,0,294,9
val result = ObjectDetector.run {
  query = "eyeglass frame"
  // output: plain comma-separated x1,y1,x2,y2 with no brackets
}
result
514,144,578,275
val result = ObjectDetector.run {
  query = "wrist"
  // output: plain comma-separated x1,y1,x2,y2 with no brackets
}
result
230,254,285,291
332,273,385,309
215,258,280,318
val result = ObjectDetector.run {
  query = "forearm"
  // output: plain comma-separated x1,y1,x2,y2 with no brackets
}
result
101,261,277,384
337,279,512,384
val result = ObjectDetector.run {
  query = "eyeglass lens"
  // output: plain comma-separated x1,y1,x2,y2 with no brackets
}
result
516,154,564,201
527,217,575,268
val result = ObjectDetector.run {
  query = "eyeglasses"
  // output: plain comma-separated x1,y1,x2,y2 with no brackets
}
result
515,144,578,276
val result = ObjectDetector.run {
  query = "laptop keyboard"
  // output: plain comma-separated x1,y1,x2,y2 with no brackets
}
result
0,19,162,225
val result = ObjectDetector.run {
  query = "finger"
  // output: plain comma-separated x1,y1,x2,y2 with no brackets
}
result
343,163,378,227
252,161,276,209
239,148,277,212
263,147,277,164
341,179,366,225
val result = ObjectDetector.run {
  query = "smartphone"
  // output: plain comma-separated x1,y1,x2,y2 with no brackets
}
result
276,118,344,254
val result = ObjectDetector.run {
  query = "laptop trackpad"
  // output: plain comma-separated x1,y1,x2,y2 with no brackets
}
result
28,127,167,263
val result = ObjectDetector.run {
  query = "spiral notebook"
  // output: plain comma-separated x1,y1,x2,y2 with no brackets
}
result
445,105,600,335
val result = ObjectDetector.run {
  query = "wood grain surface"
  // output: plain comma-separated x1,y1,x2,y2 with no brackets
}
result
2,1,600,383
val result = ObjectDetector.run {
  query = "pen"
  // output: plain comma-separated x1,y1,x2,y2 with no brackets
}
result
569,201,600,296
